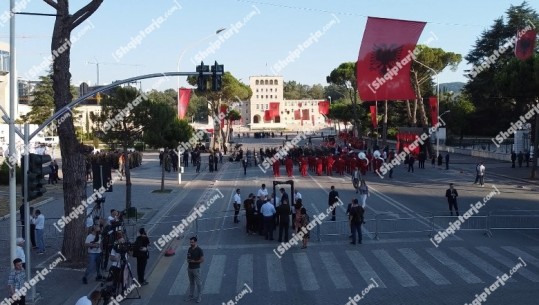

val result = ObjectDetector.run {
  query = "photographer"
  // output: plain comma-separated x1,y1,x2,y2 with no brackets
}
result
133,228,150,285
83,225,103,284
109,234,127,291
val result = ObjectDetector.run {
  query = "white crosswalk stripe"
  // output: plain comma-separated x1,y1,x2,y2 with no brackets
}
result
266,253,286,291
502,246,539,268
450,247,516,282
319,251,353,289
476,246,539,282
293,252,320,291
237,254,254,292
345,250,387,288
203,255,226,294
425,248,483,284
168,260,188,295
166,245,539,296
398,248,451,285
373,249,418,287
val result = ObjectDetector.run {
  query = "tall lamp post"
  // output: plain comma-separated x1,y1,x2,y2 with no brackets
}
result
176,28,226,104
413,59,441,157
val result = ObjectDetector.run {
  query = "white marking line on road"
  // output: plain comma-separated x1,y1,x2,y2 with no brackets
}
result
397,248,450,285
476,246,539,282
266,253,286,291
168,260,189,295
425,248,483,284
319,251,353,289
373,249,418,287
293,252,320,291
502,246,539,268
450,247,516,282
237,254,254,292
369,184,463,241
203,255,226,294
345,250,386,288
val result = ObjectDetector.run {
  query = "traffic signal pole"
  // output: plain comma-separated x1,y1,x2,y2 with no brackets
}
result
22,123,36,301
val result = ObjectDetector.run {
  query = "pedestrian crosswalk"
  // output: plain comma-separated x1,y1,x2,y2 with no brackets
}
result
166,245,539,295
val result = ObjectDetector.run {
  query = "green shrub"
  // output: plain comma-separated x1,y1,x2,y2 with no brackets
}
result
0,160,22,185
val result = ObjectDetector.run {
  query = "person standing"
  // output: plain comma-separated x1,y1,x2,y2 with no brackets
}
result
445,153,450,170
511,151,516,168
408,155,415,173
328,186,339,221
526,151,531,167
445,183,459,216
208,154,214,173
279,188,289,206
185,237,204,303
233,189,241,223
82,225,103,284
244,194,256,234
213,153,218,172
357,179,369,208
517,151,523,168
183,150,189,167
16,238,25,270
277,199,291,242
285,156,294,177
34,209,45,254
257,184,268,200
348,199,365,245
261,198,276,240
195,155,201,173
473,162,481,184
133,228,150,285
478,162,486,186
242,157,248,175
19,204,36,249
8,258,26,305
75,291,102,305
437,153,443,167
299,208,310,249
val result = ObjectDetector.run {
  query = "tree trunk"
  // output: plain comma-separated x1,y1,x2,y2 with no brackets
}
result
51,6,86,265
405,101,412,123
161,149,167,192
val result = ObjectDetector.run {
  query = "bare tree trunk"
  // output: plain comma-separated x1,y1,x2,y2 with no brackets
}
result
161,149,166,192
47,0,104,264
405,101,412,123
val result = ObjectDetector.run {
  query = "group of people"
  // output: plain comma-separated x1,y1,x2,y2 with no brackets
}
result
233,185,312,248
511,150,531,168
18,205,46,255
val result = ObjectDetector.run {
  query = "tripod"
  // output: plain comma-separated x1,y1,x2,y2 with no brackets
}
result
99,247,140,304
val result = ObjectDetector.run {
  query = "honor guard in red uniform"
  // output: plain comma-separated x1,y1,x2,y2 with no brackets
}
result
285,157,294,177
273,160,280,177
316,157,323,176
300,157,308,176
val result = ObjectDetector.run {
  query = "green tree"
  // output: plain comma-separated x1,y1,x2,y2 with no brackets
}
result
44,0,104,264
327,62,364,136
140,99,193,191
93,86,145,211
188,72,251,151
186,94,209,123
224,108,241,142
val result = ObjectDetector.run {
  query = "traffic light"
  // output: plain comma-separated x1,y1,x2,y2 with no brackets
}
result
211,61,224,91
22,153,52,201
196,61,209,92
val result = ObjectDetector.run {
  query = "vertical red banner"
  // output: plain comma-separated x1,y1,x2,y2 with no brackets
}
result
270,102,280,117
370,105,377,129
515,29,537,61
264,110,272,121
178,88,191,119
429,96,438,126
294,110,301,120
318,101,330,115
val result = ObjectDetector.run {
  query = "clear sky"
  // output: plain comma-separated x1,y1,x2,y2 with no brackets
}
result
0,0,536,92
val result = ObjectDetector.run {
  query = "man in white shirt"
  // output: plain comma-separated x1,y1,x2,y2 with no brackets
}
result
34,209,45,254
107,209,119,226
82,225,103,284
233,189,241,223
257,184,268,200
16,238,25,269
294,189,302,202
75,290,102,305
261,199,276,240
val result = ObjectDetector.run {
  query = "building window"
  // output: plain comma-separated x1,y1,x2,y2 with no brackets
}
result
256,104,259,109
270,80,274,85
274,79,278,85
266,95,268,99
265,80,269,85
265,104,269,110
256,80,259,85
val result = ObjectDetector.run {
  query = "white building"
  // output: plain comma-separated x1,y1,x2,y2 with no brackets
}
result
237,76,331,131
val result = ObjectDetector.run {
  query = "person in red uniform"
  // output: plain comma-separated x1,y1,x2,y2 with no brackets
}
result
336,158,345,175
316,157,323,176
360,158,367,176
273,159,280,177
285,157,294,177
300,157,308,176
326,156,335,176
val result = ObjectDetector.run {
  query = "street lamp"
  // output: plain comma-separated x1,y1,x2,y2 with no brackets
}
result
413,59,441,157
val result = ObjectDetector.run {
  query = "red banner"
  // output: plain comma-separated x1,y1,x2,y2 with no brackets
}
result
357,17,426,102
302,109,309,120
370,105,377,129
264,110,272,121
429,96,438,126
515,29,537,61
318,101,330,115
220,105,228,128
270,102,280,117
294,110,301,120
178,88,191,119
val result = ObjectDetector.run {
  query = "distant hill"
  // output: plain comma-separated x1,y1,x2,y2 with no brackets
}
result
440,82,465,94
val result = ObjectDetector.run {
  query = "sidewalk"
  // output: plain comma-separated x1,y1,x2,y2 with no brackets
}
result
0,151,218,305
